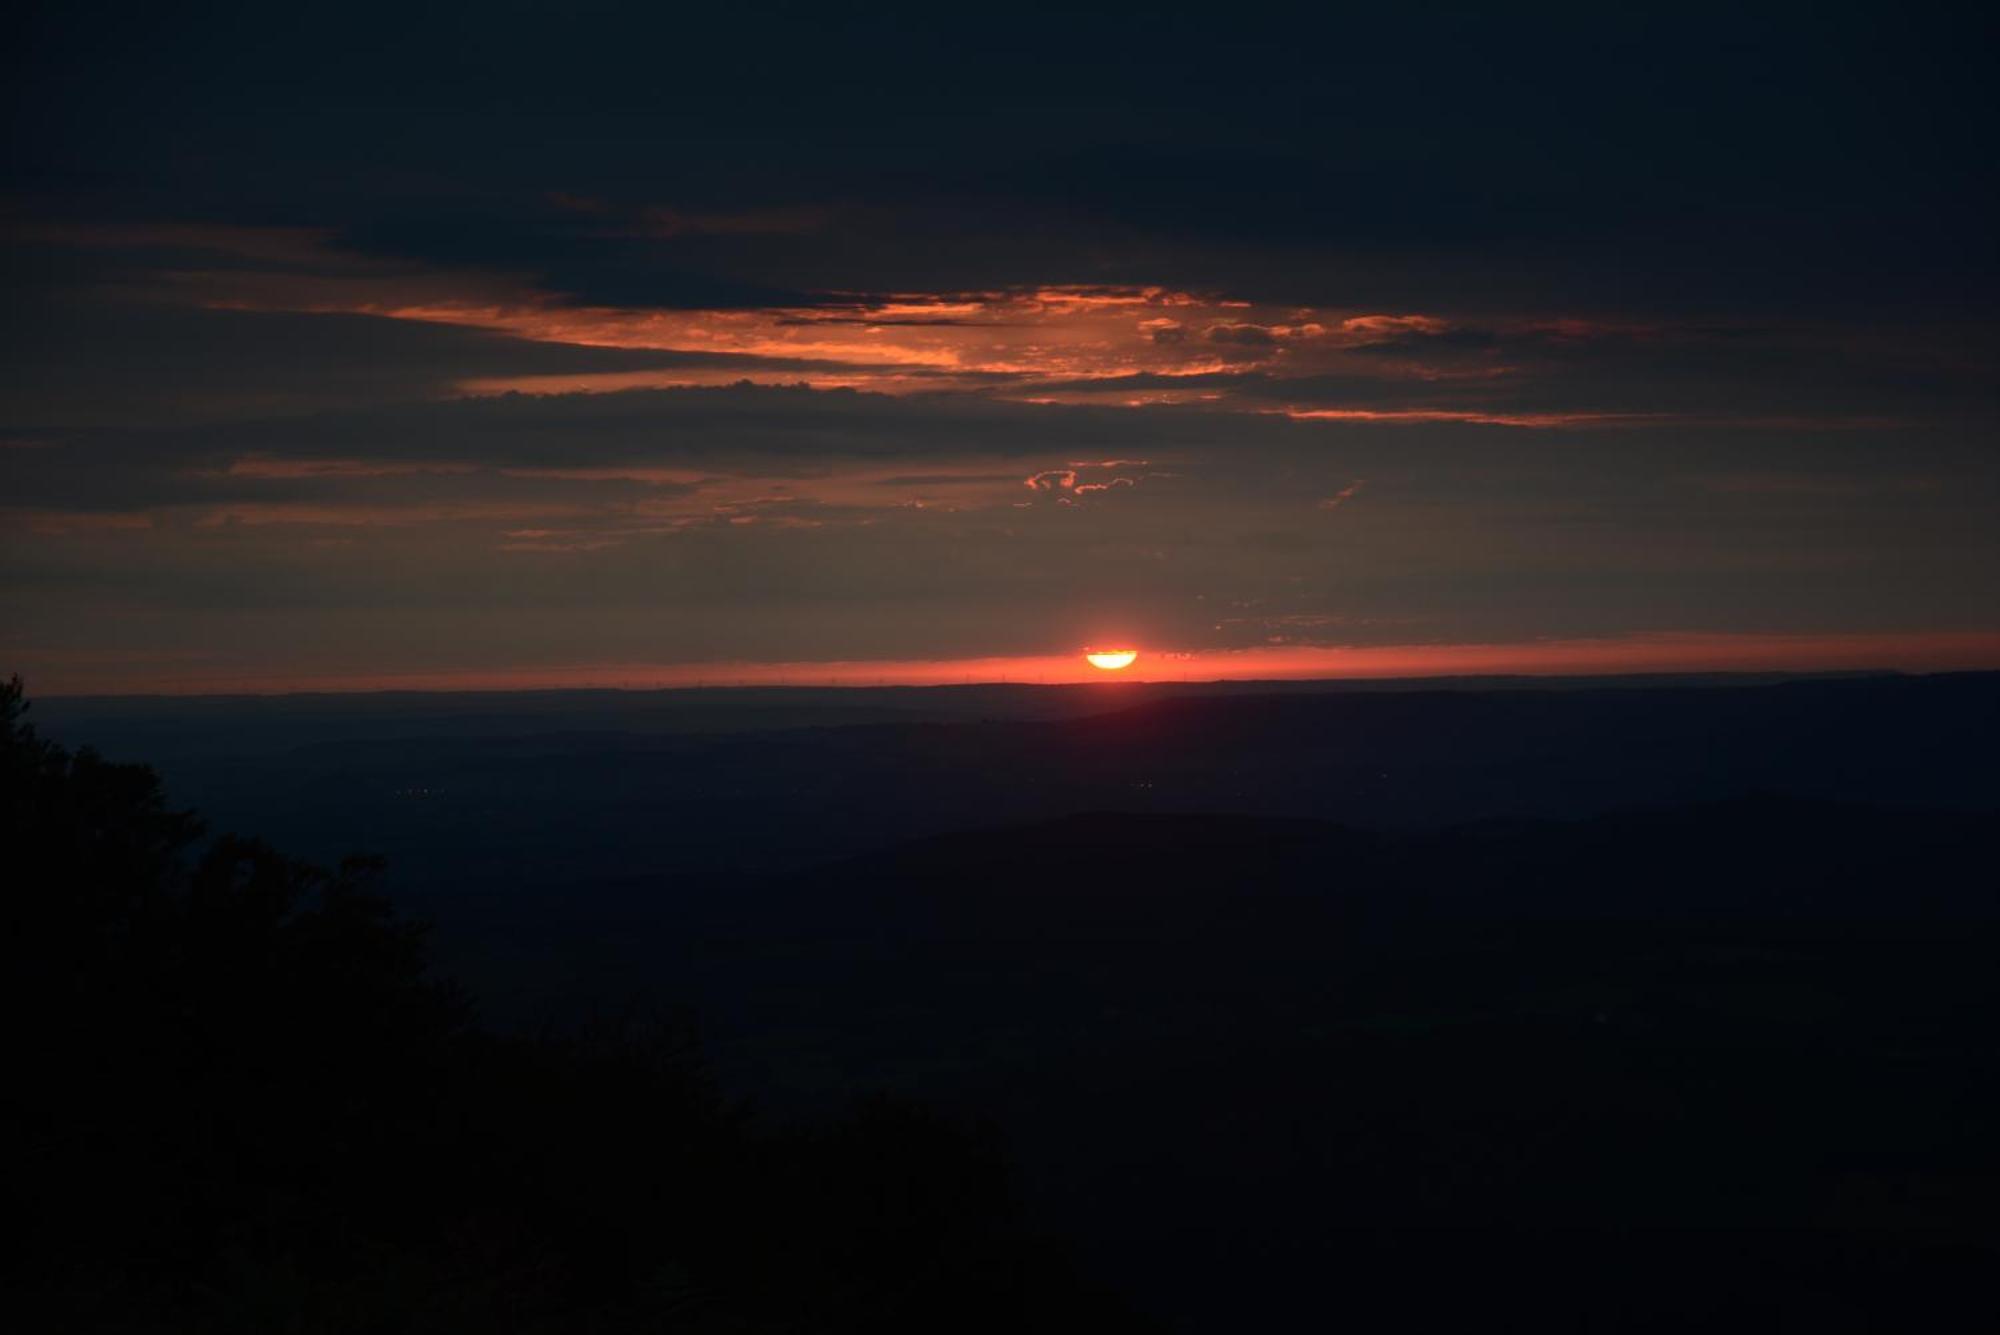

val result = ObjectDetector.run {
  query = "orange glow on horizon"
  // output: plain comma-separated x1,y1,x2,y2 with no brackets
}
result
29,631,2000,698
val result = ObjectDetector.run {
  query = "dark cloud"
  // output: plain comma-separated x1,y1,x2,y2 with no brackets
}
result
1205,323,1279,348
0,290,850,430
5,0,1996,685
329,215,832,312
16,3,1993,316
873,473,1026,487
7,382,1994,675
4,386,1311,513
1344,326,1503,357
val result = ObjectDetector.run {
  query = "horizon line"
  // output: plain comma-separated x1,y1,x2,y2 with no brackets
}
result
18,630,2000,700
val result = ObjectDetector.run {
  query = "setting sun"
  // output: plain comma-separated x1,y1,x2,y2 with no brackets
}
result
1085,649,1138,671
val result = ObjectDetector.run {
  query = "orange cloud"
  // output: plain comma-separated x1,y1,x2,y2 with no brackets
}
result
222,456,479,479
51,221,1884,431
1317,480,1366,510
1340,314,1452,336
16,510,157,535
1280,408,1673,428
190,500,597,527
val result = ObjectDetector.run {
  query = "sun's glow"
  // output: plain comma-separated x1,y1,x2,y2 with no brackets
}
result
1085,649,1139,671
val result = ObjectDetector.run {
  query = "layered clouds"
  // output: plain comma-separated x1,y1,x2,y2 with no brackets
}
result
5,2,1996,689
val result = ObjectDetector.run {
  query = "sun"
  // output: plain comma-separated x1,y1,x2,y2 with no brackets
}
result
1085,649,1138,671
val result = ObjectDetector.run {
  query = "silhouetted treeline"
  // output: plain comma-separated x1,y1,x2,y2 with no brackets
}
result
0,677,1150,1332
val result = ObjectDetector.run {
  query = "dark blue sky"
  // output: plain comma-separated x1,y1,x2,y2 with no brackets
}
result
5,2,1996,690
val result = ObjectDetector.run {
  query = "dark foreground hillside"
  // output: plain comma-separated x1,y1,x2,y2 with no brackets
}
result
664,802,2000,1331
0,679,1151,1333
11,674,2000,1332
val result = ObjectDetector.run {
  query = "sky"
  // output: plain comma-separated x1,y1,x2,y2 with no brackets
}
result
5,2,1997,693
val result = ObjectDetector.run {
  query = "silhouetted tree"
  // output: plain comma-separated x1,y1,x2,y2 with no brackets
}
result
1,677,1153,1332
